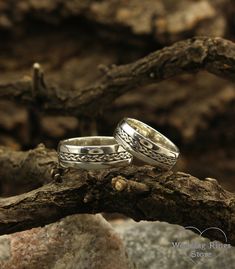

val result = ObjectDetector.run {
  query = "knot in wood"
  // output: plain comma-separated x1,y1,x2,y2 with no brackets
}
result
112,176,127,192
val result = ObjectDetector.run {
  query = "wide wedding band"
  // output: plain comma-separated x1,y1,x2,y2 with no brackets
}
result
58,136,132,170
114,118,179,170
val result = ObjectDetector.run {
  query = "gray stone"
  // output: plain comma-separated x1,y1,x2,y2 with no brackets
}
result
114,220,235,269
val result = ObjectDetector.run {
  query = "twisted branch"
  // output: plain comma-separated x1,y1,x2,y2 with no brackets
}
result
0,37,234,116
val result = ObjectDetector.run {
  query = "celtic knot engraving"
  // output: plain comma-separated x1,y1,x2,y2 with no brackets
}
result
59,151,131,163
115,128,177,167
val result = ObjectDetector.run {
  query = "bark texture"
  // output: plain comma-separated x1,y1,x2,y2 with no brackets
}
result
0,146,235,246
0,37,235,117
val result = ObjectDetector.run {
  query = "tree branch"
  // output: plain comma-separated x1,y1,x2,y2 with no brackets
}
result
0,146,234,245
0,37,235,116
0,144,56,196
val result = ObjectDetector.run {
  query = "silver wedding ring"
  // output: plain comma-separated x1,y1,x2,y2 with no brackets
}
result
58,118,179,170
114,118,179,170
58,136,132,170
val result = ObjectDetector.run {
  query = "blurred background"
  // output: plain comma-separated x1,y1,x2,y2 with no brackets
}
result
0,0,234,192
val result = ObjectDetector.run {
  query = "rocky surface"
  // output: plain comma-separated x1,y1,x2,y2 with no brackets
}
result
0,214,133,269
114,220,235,269
0,213,235,269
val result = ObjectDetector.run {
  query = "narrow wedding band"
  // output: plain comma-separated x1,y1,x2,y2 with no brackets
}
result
114,118,179,170
58,136,132,170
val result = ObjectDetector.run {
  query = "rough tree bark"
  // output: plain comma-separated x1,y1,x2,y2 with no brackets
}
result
0,37,235,117
0,145,235,246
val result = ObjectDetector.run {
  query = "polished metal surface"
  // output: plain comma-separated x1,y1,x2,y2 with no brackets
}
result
58,136,132,170
114,118,180,170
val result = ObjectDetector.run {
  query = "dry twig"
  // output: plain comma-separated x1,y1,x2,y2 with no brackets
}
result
0,37,234,116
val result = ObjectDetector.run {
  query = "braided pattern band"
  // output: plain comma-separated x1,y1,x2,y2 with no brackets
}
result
59,151,132,163
115,127,177,167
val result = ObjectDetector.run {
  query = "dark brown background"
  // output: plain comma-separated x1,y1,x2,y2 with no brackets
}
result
0,0,234,193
